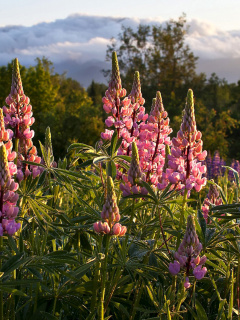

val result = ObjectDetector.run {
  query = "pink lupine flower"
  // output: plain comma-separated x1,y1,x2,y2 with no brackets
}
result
3,58,42,181
202,182,222,222
120,142,148,196
160,89,207,195
138,92,172,186
93,176,126,237
101,52,130,142
0,145,20,236
169,215,207,288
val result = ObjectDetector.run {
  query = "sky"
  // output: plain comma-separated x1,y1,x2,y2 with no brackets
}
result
1,0,240,86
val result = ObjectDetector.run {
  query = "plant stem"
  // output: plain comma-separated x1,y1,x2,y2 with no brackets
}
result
104,267,122,312
177,188,188,248
123,199,135,252
158,207,171,257
99,235,110,320
0,237,3,320
90,258,101,314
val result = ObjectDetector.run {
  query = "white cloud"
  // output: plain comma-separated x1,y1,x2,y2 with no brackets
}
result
1,14,240,84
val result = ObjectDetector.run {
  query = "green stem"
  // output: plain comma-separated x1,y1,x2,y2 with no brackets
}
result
177,188,188,248
52,294,57,316
158,207,171,257
14,138,19,166
129,280,144,320
90,258,101,314
31,218,35,254
123,199,135,252
0,237,3,320
104,267,122,312
99,235,110,320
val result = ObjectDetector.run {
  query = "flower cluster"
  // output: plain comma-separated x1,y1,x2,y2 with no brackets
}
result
138,91,172,186
169,215,207,288
159,89,207,195
93,176,127,236
101,52,130,143
202,183,222,222
3,58,42,181
120,142,148,196
0,144,20,236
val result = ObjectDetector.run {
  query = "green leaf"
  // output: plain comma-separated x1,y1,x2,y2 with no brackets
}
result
198,209,206,238
107,160,116,179
1,252,27,274
228,270,234,320
67,143,95,152
110,130,118,156
93,156,109,165
0,287,27,297
140,181,157,201
216,299,226,320
195,299,208,320
115,155,132,162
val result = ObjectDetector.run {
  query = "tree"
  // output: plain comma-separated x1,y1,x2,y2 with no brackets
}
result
106,15,201,115
0,58,105,159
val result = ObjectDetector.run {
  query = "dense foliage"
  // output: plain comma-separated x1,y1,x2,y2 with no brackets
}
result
0,49,238,320
0,59,104,159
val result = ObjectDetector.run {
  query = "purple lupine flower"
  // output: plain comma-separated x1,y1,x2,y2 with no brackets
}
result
212,151,221,179
202,182,223,222
169,215,207,288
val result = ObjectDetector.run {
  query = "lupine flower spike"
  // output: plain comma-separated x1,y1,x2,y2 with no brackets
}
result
202,182,222,222
101,52,130,142
93,176,127,236
45,126,53,157
169,215,207,288
138,91,172,186
3,58,42,181
42,126,56,168
159,89,207,195
120,141,148,196
0,144,20,236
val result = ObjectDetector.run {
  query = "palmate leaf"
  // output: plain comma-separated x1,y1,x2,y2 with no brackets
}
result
1,252,29,275
67,143,95,153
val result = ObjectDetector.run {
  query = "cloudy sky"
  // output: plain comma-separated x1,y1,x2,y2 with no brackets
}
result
1,0,240,86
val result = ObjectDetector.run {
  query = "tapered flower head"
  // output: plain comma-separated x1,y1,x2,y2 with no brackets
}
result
101,176,120,223
150,91,164,120
129,71,144,105
169,215,207,287
10,58,24,98
45,126,53,156
109,52,122,92
94,175,126,237
181,89,196,135
0,145,10,189
128,141,142,185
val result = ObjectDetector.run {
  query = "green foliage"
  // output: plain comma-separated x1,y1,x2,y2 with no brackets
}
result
105,17,240,160
0,58,104,160
0,131,237,319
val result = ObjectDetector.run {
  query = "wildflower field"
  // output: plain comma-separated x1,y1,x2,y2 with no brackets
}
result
0,52,239,320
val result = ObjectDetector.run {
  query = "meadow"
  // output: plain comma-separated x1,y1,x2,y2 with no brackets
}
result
0,52,239,320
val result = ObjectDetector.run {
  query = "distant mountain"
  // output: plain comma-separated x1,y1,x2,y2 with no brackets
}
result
54,59,110,87
196,58,240,83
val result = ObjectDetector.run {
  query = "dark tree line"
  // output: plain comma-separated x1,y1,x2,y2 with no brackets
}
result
0,15,240,160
